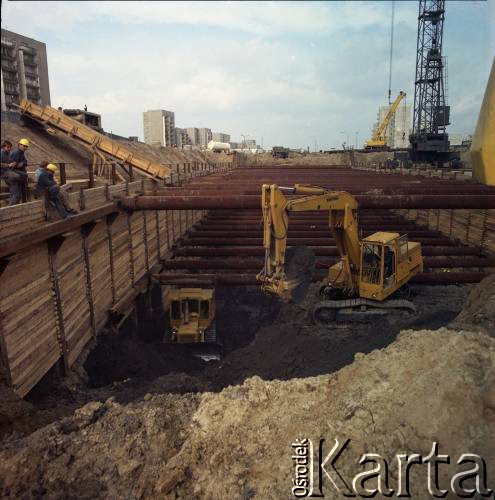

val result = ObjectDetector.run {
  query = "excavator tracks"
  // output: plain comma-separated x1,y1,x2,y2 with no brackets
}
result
312,298,417,324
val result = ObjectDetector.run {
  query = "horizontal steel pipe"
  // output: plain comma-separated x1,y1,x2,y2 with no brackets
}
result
153,271,489,286
181,237,455,246
187,230,440,238
193,225,422,232
121,195,495,210
162,257,495,270
146,186,495,195
173,246,481,257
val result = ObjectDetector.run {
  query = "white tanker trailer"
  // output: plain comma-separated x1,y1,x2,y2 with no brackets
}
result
207,141,231,153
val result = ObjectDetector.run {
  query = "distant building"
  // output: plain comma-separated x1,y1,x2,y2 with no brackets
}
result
448,133,464,147
63,108,102,130
198,128,212,147
185,127,200,146
1,28,51,110
244,139,257,148
373,103,411,148
143,109,176,147
212,132,231,143
229,142,242,149
175,127,191,148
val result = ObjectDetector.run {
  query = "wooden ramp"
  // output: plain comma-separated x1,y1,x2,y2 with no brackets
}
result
19,100,171,179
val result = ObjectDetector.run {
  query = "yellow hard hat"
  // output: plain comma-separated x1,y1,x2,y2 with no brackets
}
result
46,163,57,172
19,138,30,147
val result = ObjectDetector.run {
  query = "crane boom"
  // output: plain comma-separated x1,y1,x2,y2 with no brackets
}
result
365,91,406,149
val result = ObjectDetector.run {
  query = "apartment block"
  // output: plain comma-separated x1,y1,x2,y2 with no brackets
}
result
373,103,412,148
143,109,176,147
175,127,191,148
212,132,231,143
185,127,200,146
1,28,51,110
198,128,212,147
242,139,258,149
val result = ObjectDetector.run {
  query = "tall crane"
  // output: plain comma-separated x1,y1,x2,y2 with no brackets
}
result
365,91,406,150
409,0,453,164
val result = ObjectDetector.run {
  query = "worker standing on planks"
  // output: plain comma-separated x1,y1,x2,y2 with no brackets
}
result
0,140,13,204
5,138,30,205
37,163,77,218
0,140,13,165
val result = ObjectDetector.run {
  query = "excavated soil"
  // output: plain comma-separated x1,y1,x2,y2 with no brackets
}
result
1,279,494,498
1,121,231,180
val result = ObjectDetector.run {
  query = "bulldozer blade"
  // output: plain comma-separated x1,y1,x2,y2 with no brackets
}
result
190,343,222,362
284,246,316,303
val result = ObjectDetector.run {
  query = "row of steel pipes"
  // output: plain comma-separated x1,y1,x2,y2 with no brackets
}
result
121,166,495,286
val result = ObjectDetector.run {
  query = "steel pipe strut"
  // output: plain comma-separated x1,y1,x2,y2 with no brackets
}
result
161,257,495,270
152,272,489,286
172,246,481,257
121,195,495,210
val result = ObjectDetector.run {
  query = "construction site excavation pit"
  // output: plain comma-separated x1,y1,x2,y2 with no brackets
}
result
21,282,469,404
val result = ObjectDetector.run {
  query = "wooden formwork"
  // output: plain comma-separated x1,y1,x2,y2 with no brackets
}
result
353,162,495,257
397,208,495,257
0,161,234,397
0,244,59,396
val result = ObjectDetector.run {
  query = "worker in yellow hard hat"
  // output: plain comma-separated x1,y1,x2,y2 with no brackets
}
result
36,161,77,219
5,138,30,205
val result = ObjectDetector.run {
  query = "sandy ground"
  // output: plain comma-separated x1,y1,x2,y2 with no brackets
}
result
0,278,494,499
1,121,231,184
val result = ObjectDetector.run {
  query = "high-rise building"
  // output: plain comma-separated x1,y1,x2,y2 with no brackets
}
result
143,109,176,147
373,104,412,148
198,128,212,147
212,132,231,143
185,127,200,146
244,139,257,148
1,29,51,111
175,127,191,148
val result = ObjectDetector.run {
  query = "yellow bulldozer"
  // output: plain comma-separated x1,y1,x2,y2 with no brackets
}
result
256,184,423,322
168,288,220,359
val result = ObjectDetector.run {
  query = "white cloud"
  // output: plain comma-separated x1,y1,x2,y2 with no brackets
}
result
2,0,493,148
2,0,416,38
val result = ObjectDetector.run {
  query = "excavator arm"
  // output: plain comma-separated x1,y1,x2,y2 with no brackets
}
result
256,184,361,302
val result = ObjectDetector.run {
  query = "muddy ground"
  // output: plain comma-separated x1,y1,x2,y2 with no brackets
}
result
1,283,468,438
1,278,494,499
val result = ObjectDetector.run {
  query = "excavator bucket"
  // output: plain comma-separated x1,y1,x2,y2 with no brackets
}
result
283,246,316,303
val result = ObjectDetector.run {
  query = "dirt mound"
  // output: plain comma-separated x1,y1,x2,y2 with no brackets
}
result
2,122,93,179
2,120,231,183
451,273,495,336
0,393,200,499
1,327,493,499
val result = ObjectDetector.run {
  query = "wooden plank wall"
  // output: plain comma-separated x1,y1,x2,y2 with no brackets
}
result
0,161,231,397
351,162,494,257
0,244,59,396
396,208,495,257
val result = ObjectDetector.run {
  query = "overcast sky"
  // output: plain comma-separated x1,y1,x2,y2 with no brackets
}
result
2,0,494,149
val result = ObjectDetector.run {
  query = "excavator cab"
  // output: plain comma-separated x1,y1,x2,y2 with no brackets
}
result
359,233,423,301
169,288,216,345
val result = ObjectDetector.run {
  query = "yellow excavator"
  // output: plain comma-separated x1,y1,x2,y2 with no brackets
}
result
256,184,423,322
365,91,406,150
